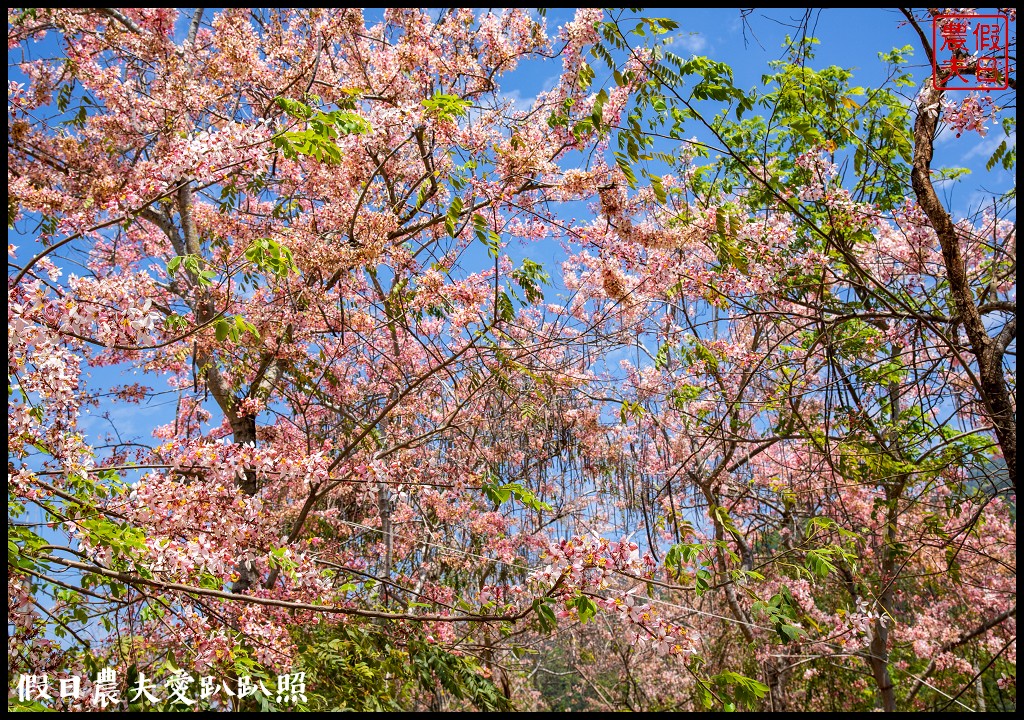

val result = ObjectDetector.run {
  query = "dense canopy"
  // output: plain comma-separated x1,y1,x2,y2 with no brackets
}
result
8,7,1016,712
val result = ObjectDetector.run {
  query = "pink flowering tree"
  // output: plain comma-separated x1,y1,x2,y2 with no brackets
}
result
517,11,1014,712
486,11,1014,713
10,6,752,712
8,7,1015,713
7,6,682,710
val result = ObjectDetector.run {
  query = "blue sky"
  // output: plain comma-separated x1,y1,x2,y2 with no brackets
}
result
9,7,1016,471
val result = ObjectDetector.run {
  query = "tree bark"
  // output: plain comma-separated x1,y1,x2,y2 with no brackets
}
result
908,48,1016,489
866,491,899,711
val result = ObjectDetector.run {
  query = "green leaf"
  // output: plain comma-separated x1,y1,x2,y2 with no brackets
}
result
650,173,667,203
533,598,557,632
695,680,714,709
573,595,598,624
712,670,769,709
592,89,609,131
473,216,501,258
578,62,595,91
422,92,472,122
986,139,1008,172
214,318,231,342
654,343,671,370
614,152,638,187
692,342,720,372
276,96,315,120
234,315,260,340
619,399,645,423
330,111,372,135
446,196,464,237
496,291,515,322
777,623,807,643
510,259,548,304
695,567,712,596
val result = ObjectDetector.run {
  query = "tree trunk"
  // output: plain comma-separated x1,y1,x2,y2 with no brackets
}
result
909,72,1016,490
867,491,899,711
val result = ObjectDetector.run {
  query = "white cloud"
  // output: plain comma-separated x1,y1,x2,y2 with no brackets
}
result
504,88,536,114
668,32,708,55
961,129,1015,162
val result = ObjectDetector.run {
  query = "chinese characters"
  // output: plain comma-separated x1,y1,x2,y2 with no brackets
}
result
14,669,308,709
933,13,1010,90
